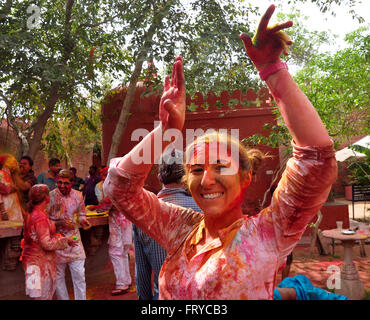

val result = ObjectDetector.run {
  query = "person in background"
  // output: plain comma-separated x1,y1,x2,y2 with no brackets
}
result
22,184,74,300
70,167,85,192
92,166,132,295
37,158,62,191
48,169,90,300
0,154,24,220
12,155,37,211
133,148,201,300
83,165,100,206
273,275,348,300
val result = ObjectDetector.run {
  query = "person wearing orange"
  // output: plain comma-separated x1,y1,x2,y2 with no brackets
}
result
22,184,75,300
104,5,337,299
0,154,24,221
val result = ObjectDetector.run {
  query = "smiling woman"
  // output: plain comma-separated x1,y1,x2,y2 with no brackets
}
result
104,5,337,300
183,132,265,236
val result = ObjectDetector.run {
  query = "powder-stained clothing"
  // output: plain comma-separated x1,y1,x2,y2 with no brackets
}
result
134,187,202,300
48,188,87,263
95,181,132,288
0,168,23,221
104,142,337,300
22,208,68,300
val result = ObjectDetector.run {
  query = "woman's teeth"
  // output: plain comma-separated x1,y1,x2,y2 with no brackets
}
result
202,193,223,199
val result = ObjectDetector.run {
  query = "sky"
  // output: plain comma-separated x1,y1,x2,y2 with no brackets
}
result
253,1,369,51
148,0,369,78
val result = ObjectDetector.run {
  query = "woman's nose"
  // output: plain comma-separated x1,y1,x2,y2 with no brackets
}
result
201,168,216,187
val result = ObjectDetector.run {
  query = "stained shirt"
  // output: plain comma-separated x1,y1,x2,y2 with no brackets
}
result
48,188,87,263
95,181,132,245
133,187,202,261
22,208,68,296
104,142,337,300
157,187,202,212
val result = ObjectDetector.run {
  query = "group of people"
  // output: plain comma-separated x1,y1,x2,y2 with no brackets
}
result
0,152,109,300
1,5,350,300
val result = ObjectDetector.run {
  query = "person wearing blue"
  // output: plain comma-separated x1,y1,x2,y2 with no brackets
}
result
133,148,202,300
83,165,101,206
273,275,348,300
36,158,62,191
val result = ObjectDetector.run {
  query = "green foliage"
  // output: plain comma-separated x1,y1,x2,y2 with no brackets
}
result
285,0,365,23
0,0,367,160
0,0,131,157
41,101,101,162
294,26,369,147
346,145,370,185
276,10,334,66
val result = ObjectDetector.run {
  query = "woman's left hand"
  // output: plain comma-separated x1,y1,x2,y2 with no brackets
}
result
240,4,293,71
159,56,186,132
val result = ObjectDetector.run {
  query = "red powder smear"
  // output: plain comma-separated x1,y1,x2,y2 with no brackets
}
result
189,141,234,166
269,71,292,104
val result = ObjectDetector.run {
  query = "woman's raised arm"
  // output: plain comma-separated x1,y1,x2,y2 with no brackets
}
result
116,56,186,173
240,4,331,148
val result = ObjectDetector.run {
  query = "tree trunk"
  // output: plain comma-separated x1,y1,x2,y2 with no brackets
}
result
107,29,156,163
27,82,61,159
23,0,74,159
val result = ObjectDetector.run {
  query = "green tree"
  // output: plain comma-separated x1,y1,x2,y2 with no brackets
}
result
0,0,130,159
106,0,261,162
295,26,369,146
245,25,369,149
243,25,369,207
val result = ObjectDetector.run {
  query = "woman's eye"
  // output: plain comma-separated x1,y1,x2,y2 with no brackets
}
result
215,165,227,171
191,167,203,173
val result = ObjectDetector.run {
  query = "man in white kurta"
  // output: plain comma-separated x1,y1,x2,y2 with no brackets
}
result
48,169,90,300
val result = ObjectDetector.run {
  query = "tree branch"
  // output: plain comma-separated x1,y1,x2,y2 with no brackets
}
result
75,12,122,31
0,91,30,155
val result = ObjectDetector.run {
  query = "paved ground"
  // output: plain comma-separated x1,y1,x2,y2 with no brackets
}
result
2,241,369,300
1,199,369,300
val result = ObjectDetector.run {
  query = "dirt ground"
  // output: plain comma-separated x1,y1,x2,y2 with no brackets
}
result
2,242,369,301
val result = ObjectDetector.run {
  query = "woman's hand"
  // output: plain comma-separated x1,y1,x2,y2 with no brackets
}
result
66,236,79,247
159,56,186,132
240,4,293,70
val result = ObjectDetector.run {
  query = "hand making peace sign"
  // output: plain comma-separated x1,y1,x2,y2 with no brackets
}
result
240,4,293,70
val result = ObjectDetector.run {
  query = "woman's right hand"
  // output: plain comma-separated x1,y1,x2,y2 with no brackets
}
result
159,56,186,132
